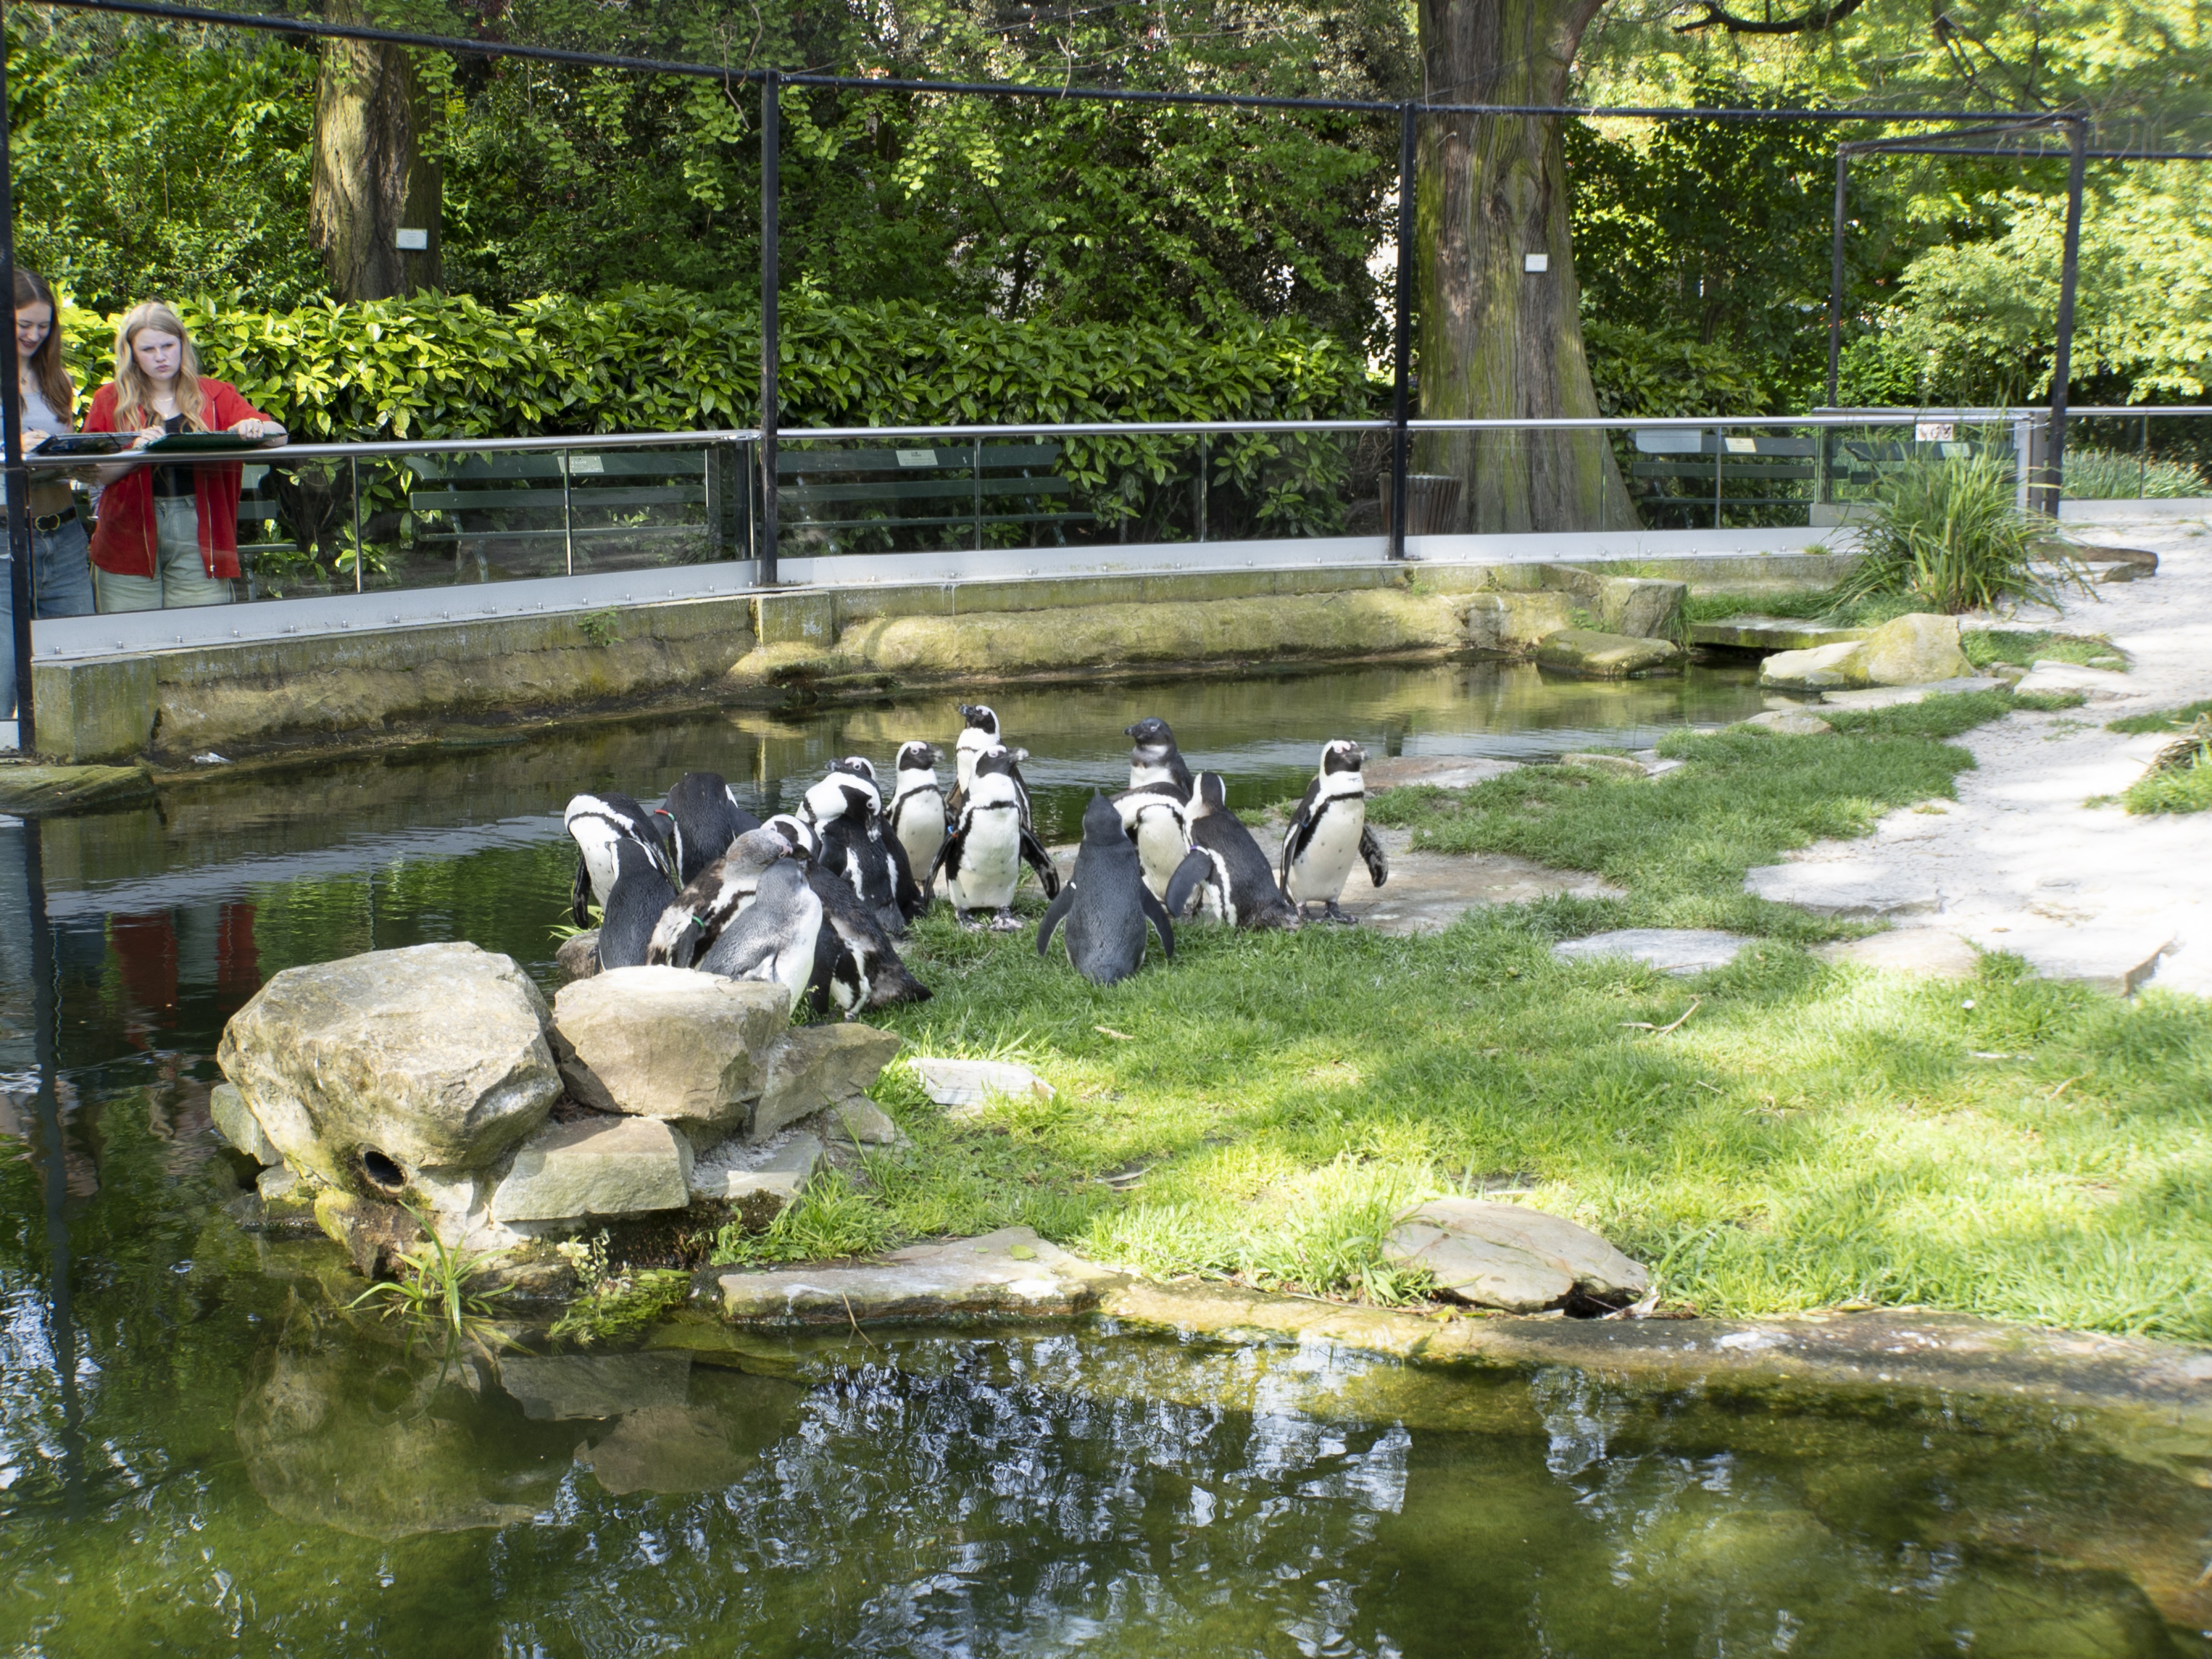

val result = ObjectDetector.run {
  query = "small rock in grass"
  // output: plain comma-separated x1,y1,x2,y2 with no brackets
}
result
1815,930,1980,979
1383,1196,1649,1313
689,1131,824,1228
1560,752,1646,779
490,1115,692,1224
2015,660,2132,702
1552,929,1753,975
714,1226,1118,1326
909,1057,1053,1113
820,1101,901,1146
1734,709,1833,736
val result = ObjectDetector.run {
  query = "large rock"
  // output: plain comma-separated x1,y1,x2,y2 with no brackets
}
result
552,967,792,1137
1734,708,1834,736
1383,1196,1649,1312
554,930,601,982
1461,590,1574,656
1759,639,1865,691
210,1081,281,1165
1534,629,1683,679
490,1115,693,1224
1854,612,1971,686
752,1025,903,1143
1596,577,1687,642
216,941,559,1194
715,1226,1119,1326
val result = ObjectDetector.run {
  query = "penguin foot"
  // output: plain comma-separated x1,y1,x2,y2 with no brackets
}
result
1323,901,1357,926
988,908,1023,933
955,911,986,933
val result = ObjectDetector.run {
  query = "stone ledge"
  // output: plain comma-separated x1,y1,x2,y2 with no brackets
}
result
713,1225,1122,1326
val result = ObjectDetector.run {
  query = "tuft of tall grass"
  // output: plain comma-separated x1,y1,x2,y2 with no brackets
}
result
1836,452,2079,615
2061,446,2208,501
2123,716,2212,815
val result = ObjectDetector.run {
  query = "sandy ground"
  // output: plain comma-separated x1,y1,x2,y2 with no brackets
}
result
1750,516,2212,996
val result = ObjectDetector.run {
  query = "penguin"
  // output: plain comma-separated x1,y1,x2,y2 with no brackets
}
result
1279,740,1389,924
887,742,948,891
646,827,796,968
1111,783,1211,904
950,703,1035,828
596,839,679,969
760,811,930,1013
697,859,825,1003
563,792,672,926
1186,771,1303,930
930,746,1061,930
661,771,761,887
1037,792,1179,986
1126,716,1195,798
802,757,924,934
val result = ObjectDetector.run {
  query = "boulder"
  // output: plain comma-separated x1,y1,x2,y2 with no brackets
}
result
1854,612,1971,686
1596,577,1687,642
1535,629,1682,679
216,941,559,1194
1734,709,1834,736
752,1024,903,1143
1759,640,1865,691
210,1081,281,1166
554,931,601,982
313,1190,426,1279
552,967,792,1137
821,1100,901,1146
690,1131,823,1229
1383,1196,1649,1312
490,1115,693,1224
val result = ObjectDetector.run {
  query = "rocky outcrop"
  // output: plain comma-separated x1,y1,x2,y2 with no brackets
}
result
490,1115,694,1224
1760,612,1972,691
752,1025,904,1142
1382,1197,1649,1312
714,1226,1120,1325
1462,590,1575,655
551,968,792,1138
210,1081,281,1166
1535,629,1683,679
217,941,560,1194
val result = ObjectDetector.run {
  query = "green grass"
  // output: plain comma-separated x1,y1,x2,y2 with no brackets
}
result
2110,700,2212,736
2125,763,2212,815
2062,446,2209,500
721,691,2212,1342
1960,629,2125,671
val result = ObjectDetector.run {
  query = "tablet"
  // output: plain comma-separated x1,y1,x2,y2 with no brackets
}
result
142,431,268,453
33,432,127,456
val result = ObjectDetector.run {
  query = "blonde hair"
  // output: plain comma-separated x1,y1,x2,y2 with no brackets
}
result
111,301,208,431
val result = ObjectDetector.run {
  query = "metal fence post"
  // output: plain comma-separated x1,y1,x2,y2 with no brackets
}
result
1826,150,1850,410
0,0,37,752
2041,115,2088,518
560,448,574,576
759,69,780,586
972,436,982,551
1388,100,1415,557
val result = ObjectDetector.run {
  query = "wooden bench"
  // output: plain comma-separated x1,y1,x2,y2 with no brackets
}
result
402,449,722,573
1628,430,1818,526
776,441,1092,553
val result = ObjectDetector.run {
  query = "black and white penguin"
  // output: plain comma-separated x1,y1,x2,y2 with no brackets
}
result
1279,740,1389,924
661,771,761,887
1126,716,1195,798
563,792,672,926
950,703,1035,828
1186,772,1303,930
697,859,825,1002
802,757,924,934
1111,783,1211,904
759,811,929,1013
930,747,1061,930
646,827,795,968
887,742,947,889
595,840,679,969
1037,792,1178,986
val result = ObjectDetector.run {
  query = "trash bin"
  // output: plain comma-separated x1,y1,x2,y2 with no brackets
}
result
1379,473,1462,536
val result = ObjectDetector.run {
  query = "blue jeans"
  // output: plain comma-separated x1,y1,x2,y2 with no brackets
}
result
0,512,97,718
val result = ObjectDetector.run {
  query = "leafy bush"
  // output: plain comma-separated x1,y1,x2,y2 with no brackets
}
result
1835,452,2076,615
1584,320,1768,419
2062,446,2208,500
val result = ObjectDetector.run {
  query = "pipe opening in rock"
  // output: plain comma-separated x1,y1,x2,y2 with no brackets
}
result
359,1148,406,1193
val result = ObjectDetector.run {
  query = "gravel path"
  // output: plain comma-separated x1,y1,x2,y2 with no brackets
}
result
1749,515,2212,996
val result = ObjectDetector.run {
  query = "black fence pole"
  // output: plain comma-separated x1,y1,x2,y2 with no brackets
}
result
1826,149,1849,409
758,67,779,587
0,0,35,752
1389,100,1414,558
2042,115,2087,519
22,817,82,1514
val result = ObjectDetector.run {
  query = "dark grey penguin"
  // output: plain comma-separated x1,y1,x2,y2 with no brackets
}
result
1279,739,1388,924
802,757,925,934
698,859,826,1002
646,827,796,968
662,771,761,886
1186,771,1303,930
596,839,679,969
563,791,671,925
764,813,930,1014
1126,716,1195,798
1037,792,1177,986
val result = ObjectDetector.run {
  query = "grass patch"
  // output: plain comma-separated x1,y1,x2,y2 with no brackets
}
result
730,690,2212,1342
1961,629,2125,671
2125,764,2212,815
2110,700,2212,736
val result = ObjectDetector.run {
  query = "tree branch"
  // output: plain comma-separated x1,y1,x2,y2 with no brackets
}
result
1672,0,1871,35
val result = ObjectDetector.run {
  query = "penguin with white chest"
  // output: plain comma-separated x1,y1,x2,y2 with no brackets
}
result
886,742,947,895
949,703,1035,829
697,859,825,1002
1185,772,1303,930
646,827,795,968
1037,792,1177,985
801,757,924,934
1125,716,1195,798
563,792,672,926
930,747,1061,930
760,814,929,1013
1279,740,1389,924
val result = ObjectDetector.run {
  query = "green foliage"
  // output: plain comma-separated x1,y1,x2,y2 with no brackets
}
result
347,1207,513,1339
2061,446,2209,500
1583,320,1769,418
2123,716,2212,815
2110,699,2212,735
1836,453,2073,615
714,1169,897,1266
1960,629,2123,670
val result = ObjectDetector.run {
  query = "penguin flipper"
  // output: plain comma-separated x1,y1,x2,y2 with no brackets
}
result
886,829,928,921
569,853,594,929
1360,824,1390,889
1035,883,1075,957
1137,883,1176,962
1018,824,1062,899
1279,779,1323,889
1163,849,1215,919
927,823,963,886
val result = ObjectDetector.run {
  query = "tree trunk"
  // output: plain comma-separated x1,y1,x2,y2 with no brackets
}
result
310,0,441,302
1415,0,1634,532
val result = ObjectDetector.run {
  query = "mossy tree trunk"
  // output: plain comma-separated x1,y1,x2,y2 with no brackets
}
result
1414,0,1635,532
310,0,441,301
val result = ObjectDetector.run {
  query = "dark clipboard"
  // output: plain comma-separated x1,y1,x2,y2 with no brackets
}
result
33,432,127,456
141,431,267,454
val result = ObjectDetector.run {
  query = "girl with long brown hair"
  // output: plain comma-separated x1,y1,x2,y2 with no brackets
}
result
83,299,284,610
0,268,95,719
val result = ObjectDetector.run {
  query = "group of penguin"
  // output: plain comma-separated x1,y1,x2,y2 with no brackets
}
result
562,702,1391,1010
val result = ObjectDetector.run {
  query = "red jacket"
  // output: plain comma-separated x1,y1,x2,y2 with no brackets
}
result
84,378,272,579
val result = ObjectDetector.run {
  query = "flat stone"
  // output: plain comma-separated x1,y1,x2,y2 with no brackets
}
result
1760,640,1865,690
1970,925,2177,995
210,1081,281,1165
1362,754,1521,791
1815,930,1983,979
714,1225,1121,1327
2016,660,2133,702
1745,865,1943,918
2085,560,2145,583
689,1131,823,1227
1551,929,1753,975
1817,676,2002,709
579,1406,760,1496
500,1352,691,1420
1691,616,1873,652
1342,830,1623,936
753,1024,904,1143
217,941,559,1193
1382,1196,1649,1312
2061,542,2158,575
227,1165,322,1235
1855,612,1972,686
909,1057,1053,1110
1534,628,1683,679
1734,708,1834,736
554,930,600,982
0,762,155,815
490,1115,692,1224
820,1100,901,1145
1559,751,1647,779
552,967,792,1137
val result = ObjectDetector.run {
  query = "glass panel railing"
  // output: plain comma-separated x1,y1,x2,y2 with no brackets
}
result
2061,410,2212,503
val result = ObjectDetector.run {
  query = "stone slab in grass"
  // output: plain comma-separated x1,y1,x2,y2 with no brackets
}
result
1965,924,2176,995
1817,676,2002,709
713,1226,1120,1326
1815,930,1982,979
490,1114,692,1223
1534,628,1683,679
1745,864,1943,918
1690,616,1873,652
1343,830,1624,937
1734,708,1834,736
2015,659,2133,702
1363,754,1522,791
1559,751,1647,779
909,1057,1053,1111
1383,1196,1649,1313
1551,929,1753,975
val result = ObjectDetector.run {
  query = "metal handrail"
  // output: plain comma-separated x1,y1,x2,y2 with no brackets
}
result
21,427,761,468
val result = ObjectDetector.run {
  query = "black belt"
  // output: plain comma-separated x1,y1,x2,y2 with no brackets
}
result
31,507,74,533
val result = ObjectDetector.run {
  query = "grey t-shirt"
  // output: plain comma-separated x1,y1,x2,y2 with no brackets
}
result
1,381,69,506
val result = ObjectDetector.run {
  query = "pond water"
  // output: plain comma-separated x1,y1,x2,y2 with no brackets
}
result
4,658,2209,1656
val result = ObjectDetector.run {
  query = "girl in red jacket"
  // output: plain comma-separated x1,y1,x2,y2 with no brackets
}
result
84,301,285,610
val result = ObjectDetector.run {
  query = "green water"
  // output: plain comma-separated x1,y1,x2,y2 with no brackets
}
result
4,659,2209,1656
